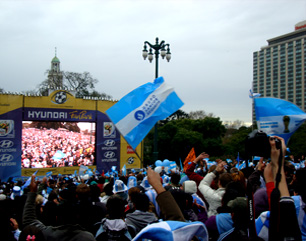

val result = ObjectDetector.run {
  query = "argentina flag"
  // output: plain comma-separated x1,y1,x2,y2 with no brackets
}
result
106,77,184,150
254,97,306,143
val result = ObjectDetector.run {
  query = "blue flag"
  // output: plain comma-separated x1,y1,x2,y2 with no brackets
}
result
254,97,306,143
79,165,88,176
22,170,38,190
106,77,184,150
122,164,127,176
249,89,261,98
179,158,183,171
46,171,53,178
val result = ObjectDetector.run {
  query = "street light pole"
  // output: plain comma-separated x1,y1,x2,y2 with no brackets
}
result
142,37,171,163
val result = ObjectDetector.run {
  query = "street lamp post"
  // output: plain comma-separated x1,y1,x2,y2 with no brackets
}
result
142,37,171,163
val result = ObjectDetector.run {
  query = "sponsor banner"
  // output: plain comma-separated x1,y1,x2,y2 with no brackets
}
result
96,111,120,173
24,108,97,122
0,109,22,181
24,90,96,110
21,165,96,177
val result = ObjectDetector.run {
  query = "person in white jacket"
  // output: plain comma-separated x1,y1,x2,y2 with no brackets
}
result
198,161,232,217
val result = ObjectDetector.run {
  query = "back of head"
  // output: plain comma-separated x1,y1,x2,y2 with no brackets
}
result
219,173,233,188
130,192,150,212
170,173,181,186
76,183,91,201
231,170,246,189
136,173,144,182
169,188,187,211
128,187,141,197
219,181,246,213
228,197,249,228
294,168,306,205
183,180,197,194
103,182,113,196
90,184,101,201
19,225,45,241
106,194,125,219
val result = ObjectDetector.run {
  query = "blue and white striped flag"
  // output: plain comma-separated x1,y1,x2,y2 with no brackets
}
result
133,220,208,241
46,171,53,178
106,77,184,150
249,89,261,98
254,97,306,144
22,170,38,190
79,165,88,176
122,164,127,176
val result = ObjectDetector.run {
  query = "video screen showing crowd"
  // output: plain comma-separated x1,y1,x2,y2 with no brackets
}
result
21,122,95,169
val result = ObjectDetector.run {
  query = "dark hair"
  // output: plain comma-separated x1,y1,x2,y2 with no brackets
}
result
19,225,45,241
106,195,125,219
130,192,150,212
169,188,187,211
136,173,144,181
219,173,233,188
90,184,101,202
103,182,113,196
218,181,246,213
76,183,91,201
294,168,306,210
170,173,181,186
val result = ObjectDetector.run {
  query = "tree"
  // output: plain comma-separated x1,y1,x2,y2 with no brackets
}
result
143,116,226,165
160,110,189,125
222,126,252,159
189,110,214,119
0,87,4,93
223,120,246,129
63,71,97,98
36,70,112,99
287,122,306,160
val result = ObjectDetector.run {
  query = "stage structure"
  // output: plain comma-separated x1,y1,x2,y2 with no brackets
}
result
0,89,143,181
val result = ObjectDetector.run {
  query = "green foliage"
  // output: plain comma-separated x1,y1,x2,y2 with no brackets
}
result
222,126,253,160
287,122,306,159
143,116,227,165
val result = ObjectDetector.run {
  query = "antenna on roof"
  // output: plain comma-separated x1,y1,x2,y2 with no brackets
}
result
55,47,57,57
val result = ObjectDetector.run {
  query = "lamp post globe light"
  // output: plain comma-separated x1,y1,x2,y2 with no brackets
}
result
142,37,171,163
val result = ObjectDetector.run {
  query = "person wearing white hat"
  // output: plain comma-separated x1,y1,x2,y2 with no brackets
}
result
113,180,128,201
10,186,23,200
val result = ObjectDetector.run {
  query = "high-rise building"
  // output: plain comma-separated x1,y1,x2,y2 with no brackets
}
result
252,20,306,123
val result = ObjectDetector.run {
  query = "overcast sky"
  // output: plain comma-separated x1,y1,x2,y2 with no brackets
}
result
1,0,305,125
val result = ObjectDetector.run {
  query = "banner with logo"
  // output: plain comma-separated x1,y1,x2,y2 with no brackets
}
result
23,107,97,122
96,111,121,173
0,95,23,181
0,91,142,181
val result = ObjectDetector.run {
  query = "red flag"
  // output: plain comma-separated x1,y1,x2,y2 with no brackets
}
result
183,147,196,171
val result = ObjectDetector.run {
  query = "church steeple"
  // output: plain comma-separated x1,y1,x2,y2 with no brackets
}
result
48,48,63,88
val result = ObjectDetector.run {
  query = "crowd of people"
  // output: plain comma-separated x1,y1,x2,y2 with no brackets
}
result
21,128,95,168
0,136,305,240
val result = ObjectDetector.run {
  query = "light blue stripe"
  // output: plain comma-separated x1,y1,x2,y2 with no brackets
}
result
255,98,306,117
123,86,183,149
106,77,164,124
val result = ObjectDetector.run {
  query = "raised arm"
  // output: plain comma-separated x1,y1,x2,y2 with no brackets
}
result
147,167,185,222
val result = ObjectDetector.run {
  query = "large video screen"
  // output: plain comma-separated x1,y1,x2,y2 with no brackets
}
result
22,121,96,169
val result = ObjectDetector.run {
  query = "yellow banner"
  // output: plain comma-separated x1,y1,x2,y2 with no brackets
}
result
0,95,23,115
21,166,96,177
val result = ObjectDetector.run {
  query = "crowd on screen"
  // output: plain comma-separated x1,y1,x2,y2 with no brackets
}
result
21,128,95,168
